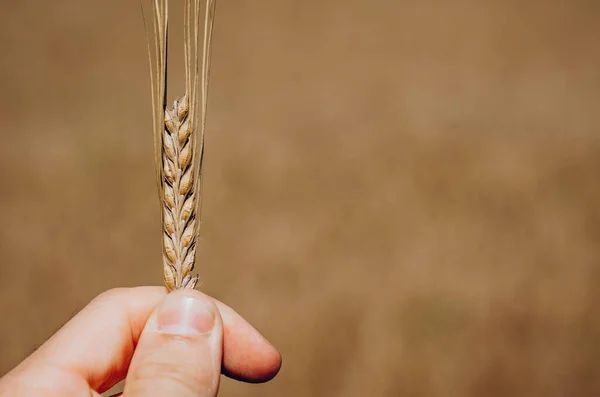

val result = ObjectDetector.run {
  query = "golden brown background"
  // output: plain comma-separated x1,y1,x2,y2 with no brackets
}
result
2,0,600,396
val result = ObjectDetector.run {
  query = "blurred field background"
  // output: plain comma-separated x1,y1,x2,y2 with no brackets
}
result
1,0,600,396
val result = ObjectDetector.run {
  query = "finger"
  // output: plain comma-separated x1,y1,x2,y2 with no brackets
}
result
124,290,222,397
22,286,166,392
15,287,280,393
214,299,282,382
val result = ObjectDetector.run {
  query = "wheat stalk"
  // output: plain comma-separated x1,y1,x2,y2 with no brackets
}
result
143,0,218,291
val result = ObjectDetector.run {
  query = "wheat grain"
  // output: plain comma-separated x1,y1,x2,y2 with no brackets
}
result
143,0,217,290
161,95,199,290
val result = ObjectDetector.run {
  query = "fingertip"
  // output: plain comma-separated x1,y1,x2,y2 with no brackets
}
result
154,289,222,337
214,300,282,383
223,343,282,383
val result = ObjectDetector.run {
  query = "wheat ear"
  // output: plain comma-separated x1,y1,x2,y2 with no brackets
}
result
143,0,218,291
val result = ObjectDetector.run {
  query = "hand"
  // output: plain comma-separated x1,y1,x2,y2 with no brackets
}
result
0,287,282,397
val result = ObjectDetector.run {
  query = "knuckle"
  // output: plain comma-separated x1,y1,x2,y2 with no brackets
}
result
90,288,128,306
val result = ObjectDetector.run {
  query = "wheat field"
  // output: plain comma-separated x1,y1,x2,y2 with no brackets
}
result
1,1,600,396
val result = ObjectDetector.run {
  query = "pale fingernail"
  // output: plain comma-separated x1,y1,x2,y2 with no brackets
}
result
156,293,215,336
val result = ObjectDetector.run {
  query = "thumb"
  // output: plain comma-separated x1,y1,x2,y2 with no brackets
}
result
123,290,223,397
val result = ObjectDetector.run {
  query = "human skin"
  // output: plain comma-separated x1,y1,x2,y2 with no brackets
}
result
0,287,282,397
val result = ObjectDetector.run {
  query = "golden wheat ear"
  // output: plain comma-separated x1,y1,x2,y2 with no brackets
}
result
143,0,218,291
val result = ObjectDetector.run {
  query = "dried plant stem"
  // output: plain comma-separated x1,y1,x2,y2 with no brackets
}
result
143,0,218,291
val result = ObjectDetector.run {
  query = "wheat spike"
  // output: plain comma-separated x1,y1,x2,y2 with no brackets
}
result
143,0,218,291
